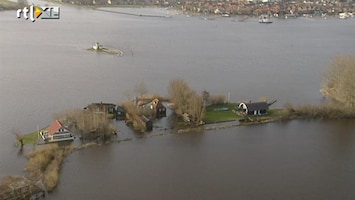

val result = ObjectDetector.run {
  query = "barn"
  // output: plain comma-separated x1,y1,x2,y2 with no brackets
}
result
238,102,269,116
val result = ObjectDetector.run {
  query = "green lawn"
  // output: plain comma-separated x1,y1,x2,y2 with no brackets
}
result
22,131,40,145
203,103,243,124
21,127,47,145
203,104,288,124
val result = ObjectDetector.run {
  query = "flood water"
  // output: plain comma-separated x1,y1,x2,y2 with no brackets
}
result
1,1,355,199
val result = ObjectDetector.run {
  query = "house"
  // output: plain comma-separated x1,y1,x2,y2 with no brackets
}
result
40,120,74,142
138,98,167,118
238,102,269,116
151,98,167,118
47,120,68,135
140,115,153,131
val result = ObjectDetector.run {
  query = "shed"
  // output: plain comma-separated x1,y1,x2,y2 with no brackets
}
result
141,115,153,131
238,102,269,116
115,105,126,120
155,103,167,118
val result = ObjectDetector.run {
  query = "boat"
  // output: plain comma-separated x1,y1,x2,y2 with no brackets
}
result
88,42,123,56
92,42,102,50
39,120,75,143
259,14,273,23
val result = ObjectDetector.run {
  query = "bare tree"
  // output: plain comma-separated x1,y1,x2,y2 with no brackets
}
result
135,82,148,97
202,90,210,105
168,79,192,116
209,94,226,105
322,56,355,108
11,128,24,148
60,109,116,140
168,79,205,124
123,90,133,101
189,93,205,124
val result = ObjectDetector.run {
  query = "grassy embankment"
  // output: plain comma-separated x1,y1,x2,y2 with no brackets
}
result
25,144,76,192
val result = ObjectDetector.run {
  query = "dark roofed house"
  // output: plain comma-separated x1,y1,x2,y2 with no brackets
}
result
115,105,126,120
154,101,167,118
238,102,269,116
86,103,116,114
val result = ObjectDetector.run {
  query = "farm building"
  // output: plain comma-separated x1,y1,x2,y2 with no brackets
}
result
238,102,269,116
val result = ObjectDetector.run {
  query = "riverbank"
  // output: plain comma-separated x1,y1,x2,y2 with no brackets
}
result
178,106,289,133
6,102,355,199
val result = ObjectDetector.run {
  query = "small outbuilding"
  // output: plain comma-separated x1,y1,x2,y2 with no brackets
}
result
115,105,126,120
155,104,167,118
140,115,153,131
140,98,167,118
238,102,269,116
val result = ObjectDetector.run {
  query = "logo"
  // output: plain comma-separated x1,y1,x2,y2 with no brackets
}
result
17,5,60,22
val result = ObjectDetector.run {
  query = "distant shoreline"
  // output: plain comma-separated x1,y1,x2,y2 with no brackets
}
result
94,7,172,18
0,0,26,11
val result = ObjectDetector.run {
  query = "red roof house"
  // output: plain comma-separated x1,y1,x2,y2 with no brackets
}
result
47,120,67,136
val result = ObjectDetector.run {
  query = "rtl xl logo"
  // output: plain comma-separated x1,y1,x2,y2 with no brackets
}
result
17,5,60,22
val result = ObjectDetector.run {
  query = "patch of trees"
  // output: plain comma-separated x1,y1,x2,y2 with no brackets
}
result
322,55,355,109
122,102,148,132
11,129,24,148
56,109,116,140
168,79,205,124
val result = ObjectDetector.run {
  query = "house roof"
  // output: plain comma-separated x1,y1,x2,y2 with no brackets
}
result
244,102,269,111
116,106,126,112
47,120,64,135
